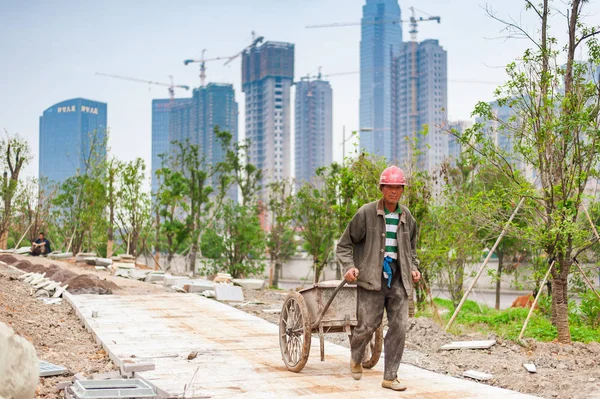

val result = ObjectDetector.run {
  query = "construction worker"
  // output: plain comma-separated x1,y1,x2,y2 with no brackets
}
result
336,165,421,391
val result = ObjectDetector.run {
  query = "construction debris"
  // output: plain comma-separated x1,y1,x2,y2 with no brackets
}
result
213,272,233,283
70,379,156,399
232,278,265,290
19,272,69,298
523,363,537,373
440,340,497,350
215,284,244,302
39,360,68,377
463,370,494,381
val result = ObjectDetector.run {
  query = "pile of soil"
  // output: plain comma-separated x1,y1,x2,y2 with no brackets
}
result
9,258,118,295
0,254,18,264
67,275,119,295
0,266,116,398
403,317,600,399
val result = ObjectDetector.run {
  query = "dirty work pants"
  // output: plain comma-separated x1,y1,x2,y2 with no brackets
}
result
350,261,409,381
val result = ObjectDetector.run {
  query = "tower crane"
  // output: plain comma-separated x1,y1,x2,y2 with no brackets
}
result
184,32,264,87
183,49,232,87
305,7,440,31
95,72,190,101
306,7,441,161
223,32,264,67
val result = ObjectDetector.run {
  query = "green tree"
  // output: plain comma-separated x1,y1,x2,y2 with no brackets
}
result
266,179,296,287
115,158,152,257
51,130,107,255
295,180,337,283
206,201,266,278
461,0,600,343
0,133,30,249
156,165,189,270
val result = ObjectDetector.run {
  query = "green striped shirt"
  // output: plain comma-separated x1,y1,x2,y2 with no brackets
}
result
384,205,401,259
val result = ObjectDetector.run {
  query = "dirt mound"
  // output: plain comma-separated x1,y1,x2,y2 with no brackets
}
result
406,316,454,350
13,260,33,271
44,264,63,279
0,254,18,264
65,274,118,295
49,269,78,284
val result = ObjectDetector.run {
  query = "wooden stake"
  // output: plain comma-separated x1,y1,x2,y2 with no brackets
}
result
446,196,527,331
573,259,600,301
518,260,555,341
15,221,34,249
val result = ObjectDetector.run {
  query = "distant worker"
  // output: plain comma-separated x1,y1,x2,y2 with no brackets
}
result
336,165,421,392
30,233,51,256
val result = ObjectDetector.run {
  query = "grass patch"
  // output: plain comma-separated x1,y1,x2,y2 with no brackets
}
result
419,297,600,342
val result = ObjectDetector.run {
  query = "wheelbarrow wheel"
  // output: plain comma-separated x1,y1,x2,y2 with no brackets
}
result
362,323,384,369
279,291,311,372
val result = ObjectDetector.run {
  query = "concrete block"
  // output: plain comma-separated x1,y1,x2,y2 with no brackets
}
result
95,258,112,267
145,273,165,283
113,263,135,269
15,247,31,255
215,284,244,302
120,361,155,373
129,270,151,281
163,276,194,287
114,269,130,278
463,370,494,381
232,278,265,290
183,280,214,293
84,257,98,265
440,340,496,350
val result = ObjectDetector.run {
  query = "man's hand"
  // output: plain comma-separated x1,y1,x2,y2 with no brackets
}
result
344,268,359,282
411,270,421,283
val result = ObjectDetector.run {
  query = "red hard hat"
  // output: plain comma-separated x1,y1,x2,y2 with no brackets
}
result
379,166,407,186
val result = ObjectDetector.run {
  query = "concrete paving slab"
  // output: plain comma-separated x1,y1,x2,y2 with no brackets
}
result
215,284,244,301
440,340,497,350
66,293,540,399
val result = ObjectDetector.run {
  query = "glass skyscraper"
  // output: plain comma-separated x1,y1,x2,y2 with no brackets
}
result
360,0,402,160
151,98,192,194
295,78,333,191
39,98,107,185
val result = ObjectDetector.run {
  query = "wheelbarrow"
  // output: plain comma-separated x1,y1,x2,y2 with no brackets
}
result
279,279,384,372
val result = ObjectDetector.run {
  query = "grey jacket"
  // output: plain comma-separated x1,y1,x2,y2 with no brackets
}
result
336,199,420,295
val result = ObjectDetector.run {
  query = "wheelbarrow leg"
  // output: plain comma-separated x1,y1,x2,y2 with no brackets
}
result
319,326,325,361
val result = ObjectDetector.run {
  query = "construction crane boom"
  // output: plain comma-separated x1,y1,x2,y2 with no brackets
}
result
183,49,233,87
95,72,190,100
223,35,264,67
184,33,264,87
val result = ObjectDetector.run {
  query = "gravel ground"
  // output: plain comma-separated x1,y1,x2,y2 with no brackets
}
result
0,265,117,398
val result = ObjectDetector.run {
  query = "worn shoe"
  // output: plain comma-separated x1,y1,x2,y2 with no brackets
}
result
350,359,363,380
382,378,407,391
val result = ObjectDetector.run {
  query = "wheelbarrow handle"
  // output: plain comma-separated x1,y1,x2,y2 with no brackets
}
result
310,279,348,330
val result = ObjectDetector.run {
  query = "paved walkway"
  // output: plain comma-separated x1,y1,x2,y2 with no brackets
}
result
66,293,539,398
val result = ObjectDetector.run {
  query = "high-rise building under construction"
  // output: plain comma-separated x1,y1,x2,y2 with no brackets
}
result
295,78,333,190
393,39,447,171
242,41,294,194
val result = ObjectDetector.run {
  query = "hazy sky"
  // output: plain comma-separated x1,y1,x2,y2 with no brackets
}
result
2,0,599,181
